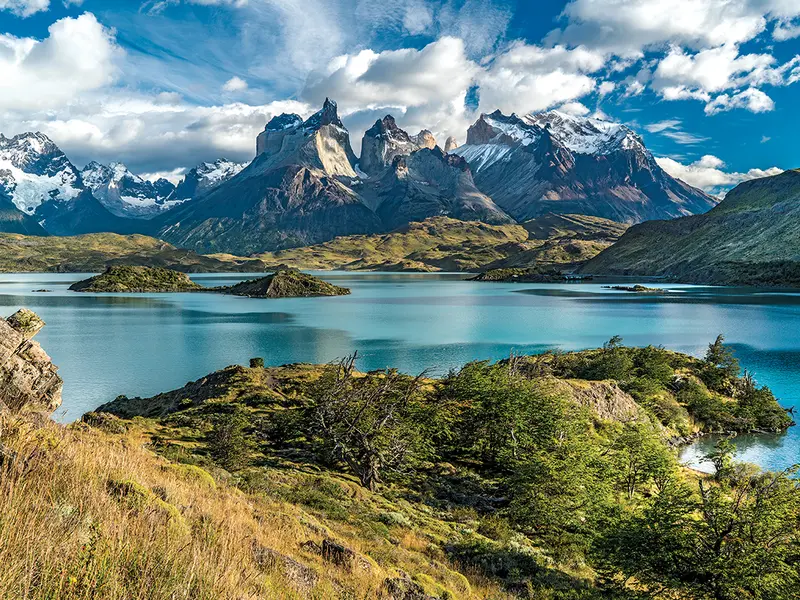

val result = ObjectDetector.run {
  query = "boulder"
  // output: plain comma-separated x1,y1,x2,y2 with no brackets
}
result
0,309,62,415
252,543,318,594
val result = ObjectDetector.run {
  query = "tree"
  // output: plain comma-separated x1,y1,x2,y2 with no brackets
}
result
206,407,252,471
702,335,740,393
706,438,736,481
611,423,675,499
309,355,427,490
598,467,800,599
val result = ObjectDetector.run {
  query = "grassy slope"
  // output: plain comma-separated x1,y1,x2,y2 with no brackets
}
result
582,170,800,285
0,215,625,275
0,232,268,273
2,340,789,600
256,215,627,272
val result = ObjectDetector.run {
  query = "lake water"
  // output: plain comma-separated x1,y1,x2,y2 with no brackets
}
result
1,272,799,473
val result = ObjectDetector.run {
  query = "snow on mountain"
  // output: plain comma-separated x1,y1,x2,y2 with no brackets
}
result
169,159,248,201
524,110,645,156
81,162,177,219
453,109,717,224
0,133,83,215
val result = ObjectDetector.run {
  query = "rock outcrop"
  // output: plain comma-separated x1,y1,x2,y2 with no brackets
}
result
0,309,62,415
359,116,437,177
69,265,203,293
221,267,351,298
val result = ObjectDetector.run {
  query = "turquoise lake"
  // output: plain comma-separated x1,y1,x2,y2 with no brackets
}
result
1,272,799,473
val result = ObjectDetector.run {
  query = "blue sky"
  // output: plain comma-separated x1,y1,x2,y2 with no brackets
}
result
1,0,799,193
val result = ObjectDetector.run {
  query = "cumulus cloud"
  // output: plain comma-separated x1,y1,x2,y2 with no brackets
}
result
0,13,120,112
0,0,49,17
554,0,800,53
704,88,775,114
8,94,311,173
301,37,478,151
656,154,783,194
222,76,248,92
477,43,603,115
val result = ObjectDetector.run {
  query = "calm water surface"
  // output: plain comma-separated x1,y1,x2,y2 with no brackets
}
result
1,272,799,472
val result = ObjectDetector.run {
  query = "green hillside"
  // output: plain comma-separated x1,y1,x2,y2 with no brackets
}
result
257,215,627,272
0,232,268,273
582,170,800,285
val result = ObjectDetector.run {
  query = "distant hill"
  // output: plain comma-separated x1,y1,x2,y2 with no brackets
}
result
256,215,627,272
581,170,800,285
0,232,267,273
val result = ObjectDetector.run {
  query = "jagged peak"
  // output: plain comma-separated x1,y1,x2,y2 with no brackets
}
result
0,131,60,154
265,113,303,132
302,97,345,131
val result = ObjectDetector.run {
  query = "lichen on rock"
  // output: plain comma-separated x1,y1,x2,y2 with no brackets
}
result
0,309,63,415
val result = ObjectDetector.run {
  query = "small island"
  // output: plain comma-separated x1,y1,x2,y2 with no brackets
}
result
470,267,591,283
219,267,351,298
69,266,203,293
69,265,350,298
603,284,666,294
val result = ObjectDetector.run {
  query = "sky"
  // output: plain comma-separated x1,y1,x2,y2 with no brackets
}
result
1,0,799,193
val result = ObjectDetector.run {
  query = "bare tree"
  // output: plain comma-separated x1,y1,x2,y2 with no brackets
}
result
310,353,425,490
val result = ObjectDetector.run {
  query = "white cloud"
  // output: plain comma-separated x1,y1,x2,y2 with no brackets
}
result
645,119,709,144
555,0,800,52
656,154,783,193
597,81,616,96
6,93,311,173
477,43,603,115
0,13,120,112
0,0,49,17
557,101,590,116
704,88,775,114
222,76,248,92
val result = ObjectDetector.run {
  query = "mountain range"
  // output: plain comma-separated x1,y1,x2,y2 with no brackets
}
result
0,99,716,255
582,169,800,285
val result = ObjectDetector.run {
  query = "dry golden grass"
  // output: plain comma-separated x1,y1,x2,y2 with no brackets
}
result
0,414,512,600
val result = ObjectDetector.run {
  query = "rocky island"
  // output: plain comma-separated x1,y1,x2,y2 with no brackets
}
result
220,267,350,298
603,285,666,294
69,265,204,293
69,265,351,298
470,266,590,282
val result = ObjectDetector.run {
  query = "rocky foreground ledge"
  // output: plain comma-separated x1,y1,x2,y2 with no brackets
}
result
0,309,62,415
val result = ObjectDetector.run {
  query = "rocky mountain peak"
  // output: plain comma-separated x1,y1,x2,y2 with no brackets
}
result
265,113,303,132
169,158,247,201
524,110,646,156
359,116,438,177
80,161,177,220
410,130,437,150
303,97,344,131
444,136,459,152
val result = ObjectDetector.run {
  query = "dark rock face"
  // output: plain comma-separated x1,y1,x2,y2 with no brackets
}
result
0,309,63,415
156,99,379,254
454,110,717,224
359,115,439,177
369,146,513,229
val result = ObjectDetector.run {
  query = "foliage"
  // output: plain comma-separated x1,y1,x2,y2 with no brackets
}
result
597,467,800,599
206,407,252,471
307,355,430,490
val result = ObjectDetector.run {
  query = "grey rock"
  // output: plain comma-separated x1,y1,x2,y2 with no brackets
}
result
0,309,62,414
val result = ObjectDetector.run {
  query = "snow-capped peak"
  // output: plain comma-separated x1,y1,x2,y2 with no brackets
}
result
0,131,82,214
524,110,645,156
